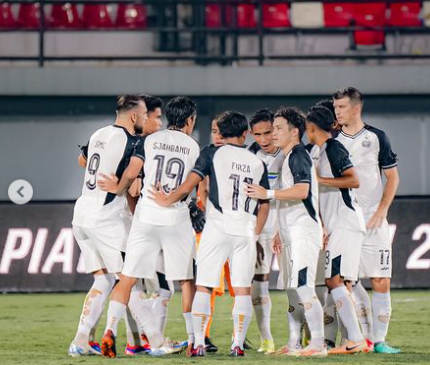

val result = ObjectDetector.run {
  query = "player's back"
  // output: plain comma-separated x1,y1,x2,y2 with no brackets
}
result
73,125,137,228
195,144,269,236
139,129,200,225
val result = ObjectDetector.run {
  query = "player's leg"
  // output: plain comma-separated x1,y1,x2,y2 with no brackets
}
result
352,280,373,347
191,219,229,356
252,235,275,353
362,221,399,353
152,271,174,335
229,234,256,357
325,229,367,354
69,226,118,357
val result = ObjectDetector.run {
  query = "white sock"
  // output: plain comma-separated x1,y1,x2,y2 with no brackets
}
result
372,291,391,343
352,282,373,341
297,286,324,347
331,286,363,342
315,286,328,306
152,288,172,335
105,300,127,337
128,282,164,348
323,293,338,344
74,274,115,345
191,291,211,347
232,295,253,350
125,307,141,347
251,281,273,341
183,312,195,345
286,289,305,348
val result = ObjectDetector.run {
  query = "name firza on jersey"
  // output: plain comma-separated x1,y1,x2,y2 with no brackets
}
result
232,162,251,173
153,142,190,155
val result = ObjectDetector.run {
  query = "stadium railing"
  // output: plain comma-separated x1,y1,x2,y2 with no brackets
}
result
1,0,430,66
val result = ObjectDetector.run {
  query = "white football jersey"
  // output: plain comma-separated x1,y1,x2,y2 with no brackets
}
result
73,125,139,228
318,139,366,234
336,125,398,221
192,144,270,237
248,142,285,234
136,129,200,226
278,144,320,229
305,143,320,168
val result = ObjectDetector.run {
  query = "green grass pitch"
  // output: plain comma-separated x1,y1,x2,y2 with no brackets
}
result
0,290,429,364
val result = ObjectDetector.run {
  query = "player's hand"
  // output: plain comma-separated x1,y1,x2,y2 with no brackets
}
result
189,201,206,233
147,183,172,207
272,232,282,254
245,184,267,199
322,226,329,251
367,207,387,229
256,240,265,268
98,173,119,194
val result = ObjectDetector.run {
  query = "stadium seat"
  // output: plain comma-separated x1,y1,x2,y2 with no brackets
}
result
0,3,17,29
116,4,147,29
205,4,255,28
352,3,387,46
291,2,323,28
47,3,81,29
389,2,422,27
17,2,41,29
262,4,290,28
82,3,113,29
323,3,354,27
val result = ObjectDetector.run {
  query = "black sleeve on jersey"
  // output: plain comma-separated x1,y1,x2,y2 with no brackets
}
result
248,141,261,154
79,142,89,159
259,163,271,190
289,146,313,184
132,136,147,162
325,139,354,177
366,125,398,170
192,145,217,179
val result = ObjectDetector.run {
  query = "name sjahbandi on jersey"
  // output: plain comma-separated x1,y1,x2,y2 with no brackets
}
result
336,125,398,221
73,125,139,228
318,138,366,234
248,142,285,234
134,129,200,226
278,144,320,229
192,144,270,237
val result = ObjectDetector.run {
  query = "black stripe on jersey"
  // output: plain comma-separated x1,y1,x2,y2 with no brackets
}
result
330,255,342,278
289,144,318,223
248,141,261,154
304,143,314,153
325,139,355,211
298,267,308,287
364,124,398,170
339,127,366,139
104,132,141,206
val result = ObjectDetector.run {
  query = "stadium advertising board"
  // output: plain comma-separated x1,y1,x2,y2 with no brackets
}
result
0,199,429,292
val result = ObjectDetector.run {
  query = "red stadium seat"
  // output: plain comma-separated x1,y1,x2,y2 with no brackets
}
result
0,3,17,29
323,3,353,27
353,3,386,46
205,4,255,28
263,4,290,28
82,3,113,29
17,2,41,29
116,4,147,29
389,2,422,27
47,3,81,29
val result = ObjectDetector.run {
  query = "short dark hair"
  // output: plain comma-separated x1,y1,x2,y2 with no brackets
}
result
140,94,163,113
315,99,335,119
116,95,143,113
307,106,334,133
249,108,274,129
333,87,364,106
165,96,197,129
274,106,306,140
217,111,249,138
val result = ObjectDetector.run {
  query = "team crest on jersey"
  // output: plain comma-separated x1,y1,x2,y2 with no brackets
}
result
362,139,371,148
95,141,106,149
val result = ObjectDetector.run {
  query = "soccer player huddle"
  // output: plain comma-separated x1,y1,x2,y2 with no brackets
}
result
69,87,400,358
